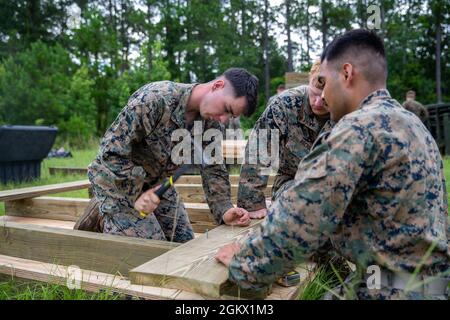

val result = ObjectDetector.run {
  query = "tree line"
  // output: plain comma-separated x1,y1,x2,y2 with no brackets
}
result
0,0,448,147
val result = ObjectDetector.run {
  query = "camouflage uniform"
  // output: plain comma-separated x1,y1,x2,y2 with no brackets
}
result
227,117,242,131
87,81,233,242
237,85,333,212
228,89,449,299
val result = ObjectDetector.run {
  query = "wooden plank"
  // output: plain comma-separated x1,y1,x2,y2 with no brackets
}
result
4,197,218,233
0,254,306,300
184,202,215,223
0,180,90,202
0,254,197,300
4,197,273,234
48,167,87,176
0,216,206,242
176,184,272,203
190,221,218,234
177,175,276,185
129,219,266,298
1,181,272,205
5,197,214,223
0,219,179,276
0,215,75,229
5,197,89,221
222,140,246,159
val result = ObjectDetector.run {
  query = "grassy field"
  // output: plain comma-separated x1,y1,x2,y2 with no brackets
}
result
0,151,449,300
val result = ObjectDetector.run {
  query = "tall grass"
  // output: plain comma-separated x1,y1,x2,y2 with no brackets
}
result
0,279,121,300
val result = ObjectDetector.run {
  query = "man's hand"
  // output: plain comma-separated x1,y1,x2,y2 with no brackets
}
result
223,207,251,226
248,208,267,219
215,242,241,267
134,185,161,216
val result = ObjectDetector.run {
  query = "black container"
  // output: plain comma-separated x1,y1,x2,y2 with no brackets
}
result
0,125,58,184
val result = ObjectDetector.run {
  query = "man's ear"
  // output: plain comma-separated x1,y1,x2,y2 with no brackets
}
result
342,63,353,85
212,79,225,91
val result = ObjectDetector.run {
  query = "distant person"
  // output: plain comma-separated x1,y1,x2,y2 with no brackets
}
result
402,90,429,124
276,84,286,95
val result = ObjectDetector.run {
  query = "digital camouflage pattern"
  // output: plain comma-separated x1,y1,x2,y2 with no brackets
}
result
237,85,333,211
102,187,195,242
229,89,449,299
88,81,233,242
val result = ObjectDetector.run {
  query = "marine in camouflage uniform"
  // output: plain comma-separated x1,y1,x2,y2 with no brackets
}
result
236,85,333,212
82,81,235,243
226,89,449,299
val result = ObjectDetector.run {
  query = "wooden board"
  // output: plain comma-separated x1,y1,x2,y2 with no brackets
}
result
176,184,272,203
4,197,218,233
0,215,75,229
42,172,276,187
0,215,204,238
0,180,90,202
42,173,276,185
178,175,275,185
0,254,198,300
0,254,306,300
0,181,273,205
129,219,266,298
0,219,178,276
5,197,90,221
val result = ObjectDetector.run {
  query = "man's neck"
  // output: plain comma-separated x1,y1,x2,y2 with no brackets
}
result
185,83,207,125
350,83,386,111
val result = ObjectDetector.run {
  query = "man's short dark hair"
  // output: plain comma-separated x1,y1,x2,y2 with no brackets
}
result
222,68,259,117
321,29,387,84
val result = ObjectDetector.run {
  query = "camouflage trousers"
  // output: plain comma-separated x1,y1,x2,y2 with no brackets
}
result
89,188,194,243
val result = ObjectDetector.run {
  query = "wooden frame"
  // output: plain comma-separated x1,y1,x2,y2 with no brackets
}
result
0,175,315,299
0,219,178,276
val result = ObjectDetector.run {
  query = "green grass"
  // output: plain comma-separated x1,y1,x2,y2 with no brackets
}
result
0,279,122,300
0,151,449,300
0,148,97,215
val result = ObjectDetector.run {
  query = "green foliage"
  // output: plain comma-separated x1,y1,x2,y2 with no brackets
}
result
107,41,171,124
0,41,73,125
0,0,448,142
59,66,97,147
0,41,97,147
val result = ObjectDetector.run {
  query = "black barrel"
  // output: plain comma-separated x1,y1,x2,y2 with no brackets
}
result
0,125,58,184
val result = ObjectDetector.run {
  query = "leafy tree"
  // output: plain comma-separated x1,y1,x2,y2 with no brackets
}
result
0,41,96,146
